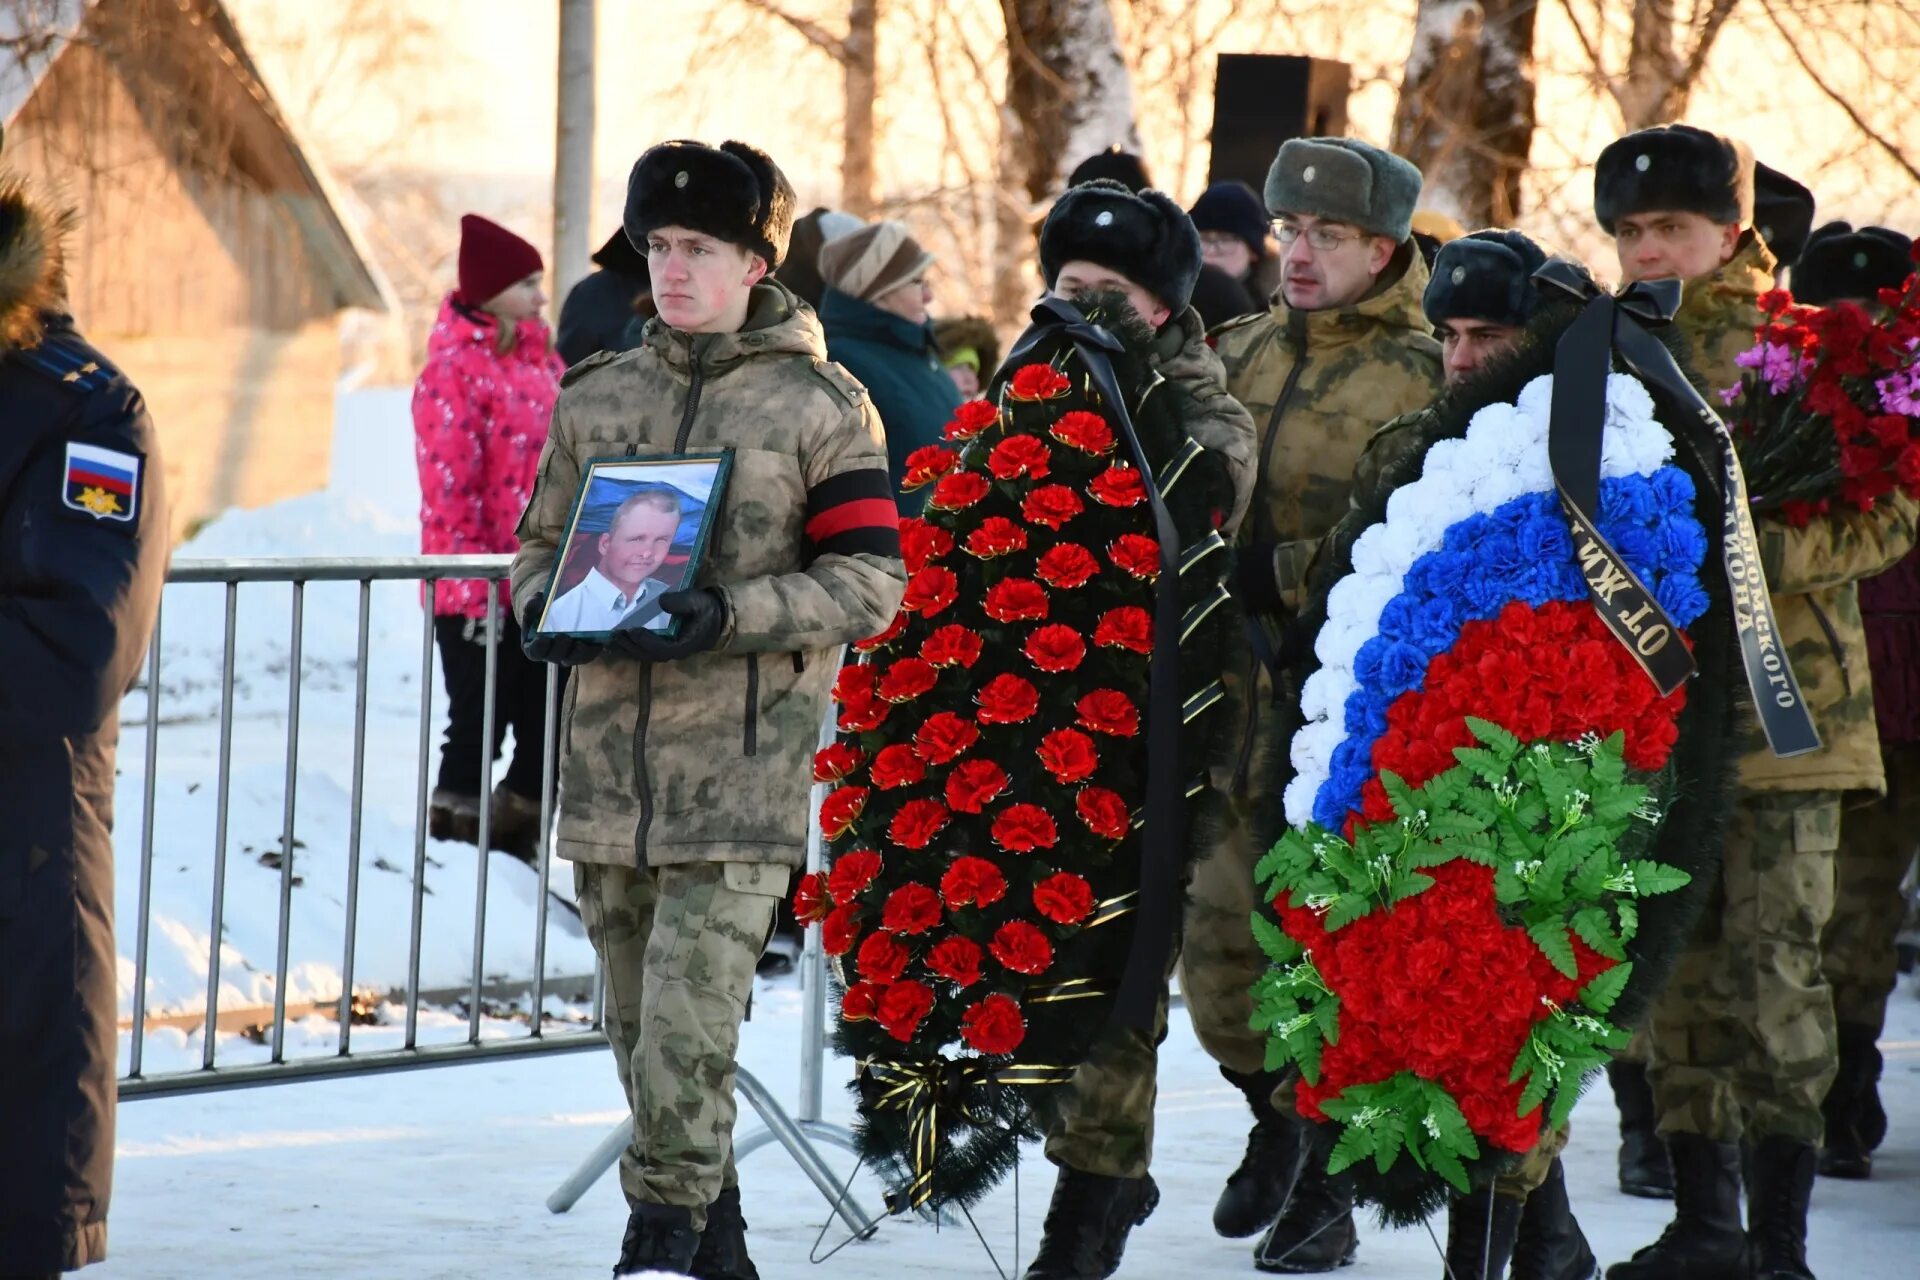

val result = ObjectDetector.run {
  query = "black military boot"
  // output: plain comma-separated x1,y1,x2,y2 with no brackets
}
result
1510,1159,1598,1280
615,1201,699,1276
1606,1060,1673,1199
1022,1168,1160,1280
1747,1135,1818,1280
1819,1022,1885,1178
1214,1067,1306,1238
1604,1134,1746,1280
428,787,481,845
1253,1159,1358,1273
690,1185,759,1280
1439,1186,1522,1280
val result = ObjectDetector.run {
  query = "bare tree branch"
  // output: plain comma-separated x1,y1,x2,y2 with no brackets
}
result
1758,0,1920,185
736,0,851,64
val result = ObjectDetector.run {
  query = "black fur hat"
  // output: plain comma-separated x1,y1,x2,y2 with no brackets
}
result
1067,146,1152,194
623,140,795,268
1752,163,1815,268
1792,221,1913,305
1039,179,1204,316
1423,229,1548,329
1594,124,1752,235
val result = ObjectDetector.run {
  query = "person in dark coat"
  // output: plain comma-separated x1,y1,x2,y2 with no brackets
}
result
771,206,865,311
0,172,169,1275
1189,179,1278,309
556,227,651,366
816,220,963,514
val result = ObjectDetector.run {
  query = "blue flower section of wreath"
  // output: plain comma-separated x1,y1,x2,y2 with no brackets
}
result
1311,467,1709,830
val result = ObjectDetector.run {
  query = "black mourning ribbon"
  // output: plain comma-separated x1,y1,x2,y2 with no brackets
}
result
1005,296,1183,1031
1534,261,1821,757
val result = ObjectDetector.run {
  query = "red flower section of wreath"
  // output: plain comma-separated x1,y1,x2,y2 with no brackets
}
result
879,658,939,703
927,936,985,987
853,611,908,654
931,471,991,512
1094,606,1154,654
876,980,935,1042
992,803,1059,853
961,993,1027,1054
889,798,951,849
944,398,999,441
1051,410,1116,455
1280,862,1616,1154
940,856,1007,908
1033,871,1095,926
1075,786,1131,839
1024,624,1088,673
900,519,954,575
984,578,1050,622
990,920,1055,974
902,444,959,490
1022,484,1085,530
1037,728,1099,784
1008,363,1072,401
914,712,980,763
813,742,865,782
1036,543,1100,589
902,565,959,617
1109,533,1161,580
977,673,1041,724
967,517,1029,559
882,882,943,935
1075,690,1140,738
1353,601,1687,830
945,759,1011,814
869,744,926,789
922,624,985,669
858,931,910,983
990,435,1053,481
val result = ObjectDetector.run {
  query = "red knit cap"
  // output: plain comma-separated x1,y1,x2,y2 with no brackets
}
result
456,213,543,306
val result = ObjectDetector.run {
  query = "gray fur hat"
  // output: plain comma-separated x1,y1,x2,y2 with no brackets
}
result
1263,138,1424,243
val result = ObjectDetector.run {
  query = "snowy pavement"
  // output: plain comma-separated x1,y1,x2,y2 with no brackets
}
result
96,972,1920,1279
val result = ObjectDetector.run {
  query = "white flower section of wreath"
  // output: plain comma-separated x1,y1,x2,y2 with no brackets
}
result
1284,372,1672,829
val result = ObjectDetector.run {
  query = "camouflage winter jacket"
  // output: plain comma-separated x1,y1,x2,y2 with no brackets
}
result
1151,306,1258,537
1672,234,1920,793
510,281,907,868
1213,245,1444,611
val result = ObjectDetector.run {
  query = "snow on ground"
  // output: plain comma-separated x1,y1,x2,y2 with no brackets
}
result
97,973,1920,1278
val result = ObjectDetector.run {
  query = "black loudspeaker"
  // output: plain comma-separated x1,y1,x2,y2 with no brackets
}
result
1208,54,1352,195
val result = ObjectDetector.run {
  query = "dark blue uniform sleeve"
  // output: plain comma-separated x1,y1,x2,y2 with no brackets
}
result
0,379,169,743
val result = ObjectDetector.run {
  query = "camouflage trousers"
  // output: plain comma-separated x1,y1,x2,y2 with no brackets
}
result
1039,787,1272,1179
1492,1123,1568,1200
1822,743,1920,1032
574,860,787,1230
1647,789,1841,1144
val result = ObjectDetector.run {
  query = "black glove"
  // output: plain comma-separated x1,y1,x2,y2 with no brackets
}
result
519,595,606,666
1230,541,1285,619
606,589,729,662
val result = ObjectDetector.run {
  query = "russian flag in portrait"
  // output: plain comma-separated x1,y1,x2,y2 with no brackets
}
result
64,442,141,522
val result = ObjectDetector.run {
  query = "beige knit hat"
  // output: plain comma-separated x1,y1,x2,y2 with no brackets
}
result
817,220,935,303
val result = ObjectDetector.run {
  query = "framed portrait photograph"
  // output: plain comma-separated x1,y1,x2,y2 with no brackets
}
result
533,451,735,640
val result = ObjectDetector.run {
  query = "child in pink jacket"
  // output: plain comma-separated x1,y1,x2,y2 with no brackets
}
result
412,213,565,857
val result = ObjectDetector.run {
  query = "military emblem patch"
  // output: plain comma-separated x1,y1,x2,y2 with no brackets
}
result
63,442,140,522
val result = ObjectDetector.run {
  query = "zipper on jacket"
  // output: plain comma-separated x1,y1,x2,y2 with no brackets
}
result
1807,597,1852,697
673,338,706,452
632,664,656,866
743,655,761,757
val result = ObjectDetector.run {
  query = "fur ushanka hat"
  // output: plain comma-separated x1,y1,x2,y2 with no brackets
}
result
1423,229,1550,330
1792,222,1914,306
1039,179,1204,317
1263,137,1424,244
623,140,796,269
1594,124,1753,235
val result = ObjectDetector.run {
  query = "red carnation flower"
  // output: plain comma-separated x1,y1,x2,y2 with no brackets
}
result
992,802,1058,853
812,742,866,783
921,624,984,669
1024,623,1087,674
926,936,984,988
900,519,955,575
961,993,1027,1054
930,470,991,512
1022,484,1085,530
827,848,883,901
1037,728,1098,785
1109,534,1161,580
1008,363,1071,401
833,663,875,706
1036,543,1100,589
792,871,830,924
1076,690,1140,737
875,979,936,1042
902,444,959,490
1033,871,1095,926
1089,464,1147,507
902,565,959,617
869,744,927,790
840,981,880,1021
989,435,1053,481
1076,786,1131,839
984,578,1049,623
879,657,939,703
945,758,1011,814
989,920,1054,975
837,692,889,733
914,712,981,764
856,931,910,984
889,798,951,850
940,856,1008,908
977,673,1041,725
966,516,1029,559
1051,409,1115,455
881,881,943,935
852,611,907,654
1095,606,1155,655
945,398,999,441
822,903,861,956
820,785,869,839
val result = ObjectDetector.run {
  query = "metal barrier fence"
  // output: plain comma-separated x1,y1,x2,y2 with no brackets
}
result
118,554,604,1098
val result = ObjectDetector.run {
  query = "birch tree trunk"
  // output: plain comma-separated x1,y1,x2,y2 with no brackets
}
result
1390,0,1537,227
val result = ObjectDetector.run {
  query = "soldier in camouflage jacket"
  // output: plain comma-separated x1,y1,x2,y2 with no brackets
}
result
510,140,903,1278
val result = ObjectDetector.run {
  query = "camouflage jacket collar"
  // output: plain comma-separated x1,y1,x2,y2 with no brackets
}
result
1678,232,1777,331
643,279,827,378
1267,242,1434,354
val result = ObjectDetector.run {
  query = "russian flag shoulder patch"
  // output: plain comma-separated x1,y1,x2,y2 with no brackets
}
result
64,441,140,522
